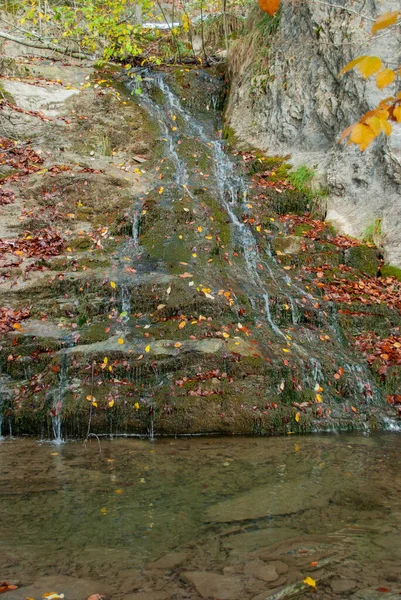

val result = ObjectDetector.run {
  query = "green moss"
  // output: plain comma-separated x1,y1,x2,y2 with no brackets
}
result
345,245,380,277
380,264,401,281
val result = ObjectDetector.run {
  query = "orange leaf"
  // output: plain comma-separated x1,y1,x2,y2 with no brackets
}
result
372,11,399,34
394,106,401,122
258,0,280,16
348,123,376,151
351,406,357,413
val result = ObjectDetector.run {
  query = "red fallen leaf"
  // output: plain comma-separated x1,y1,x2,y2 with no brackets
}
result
87,595,104,600
0,583,18,593
387,395,401,405
376,588,390,593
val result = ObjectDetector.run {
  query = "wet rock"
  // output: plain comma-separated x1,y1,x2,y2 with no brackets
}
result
272,236,303,255
150,550,190,570
245,560,279,582
330,579,358,594
182,571,245,599
206,485,327,523
117,570,147,594
266,561,289,575
123,593,168,600
351,590,401,600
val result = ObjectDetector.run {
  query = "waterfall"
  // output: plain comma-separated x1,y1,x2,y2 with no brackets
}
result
127,70,382,409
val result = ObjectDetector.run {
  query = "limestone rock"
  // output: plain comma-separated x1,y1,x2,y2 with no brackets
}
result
226,0,401,268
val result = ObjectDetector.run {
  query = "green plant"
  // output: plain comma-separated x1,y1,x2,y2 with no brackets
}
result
362,218,383,246
287,165,315,190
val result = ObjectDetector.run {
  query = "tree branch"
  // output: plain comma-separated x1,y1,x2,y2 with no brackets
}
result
0,30,93,60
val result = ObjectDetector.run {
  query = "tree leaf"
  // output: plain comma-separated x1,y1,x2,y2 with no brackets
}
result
376,68,395,89
258,0,280,16
356,56,382,79
394,106,401,122
339,56,366,76
372,11,399,34
349,123,376,150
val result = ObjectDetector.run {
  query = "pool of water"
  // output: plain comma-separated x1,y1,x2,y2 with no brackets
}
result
1,434,401,600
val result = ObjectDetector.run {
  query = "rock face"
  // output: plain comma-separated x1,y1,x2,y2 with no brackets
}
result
226,0,401,266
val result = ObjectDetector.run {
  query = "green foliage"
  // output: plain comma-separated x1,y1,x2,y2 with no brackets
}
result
362,218,383,246
287,165,315,190
16,0,154,63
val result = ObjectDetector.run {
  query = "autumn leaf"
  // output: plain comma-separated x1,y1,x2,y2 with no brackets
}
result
145,344,150,352
295,412,300,422
258,0,280,16
357,56,382,79
178,321,186,329
394,106,401,122
110,281,116,289
372,11,399,34
376,69,395,89
118,338,125,345
134,402,140,410
108,398,115,408
351,406,357,413
348,123,376,151
303,577,316,588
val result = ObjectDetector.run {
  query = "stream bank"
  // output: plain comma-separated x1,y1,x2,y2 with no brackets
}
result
0,52,400,438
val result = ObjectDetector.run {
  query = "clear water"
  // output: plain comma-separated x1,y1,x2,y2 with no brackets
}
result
1,434,401,599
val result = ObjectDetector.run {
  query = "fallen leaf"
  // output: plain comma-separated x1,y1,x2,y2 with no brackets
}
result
303,577,316,588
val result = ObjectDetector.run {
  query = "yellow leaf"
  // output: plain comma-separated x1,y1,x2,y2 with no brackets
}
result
159,186,164,194
145,344,150,352
12,323,21,330
340,56,366,76
295,412,300,422
394,106,401,122
222,332,230,338
258,0,280,16
86,395,96,402
316,393,322,403
364,115,382,136
100,507,107,514
174,342,182,348
134,402,140,410
118,338,125,345
197,226,203,232
92,401,98,408
103,357,108,364
349,123,376,150
303,577,316,588
178,321,186,329
372,11,399,34
282,348,290,353
356,56,382,79
110,281,116,289
376,68,395,89
108,398,115,408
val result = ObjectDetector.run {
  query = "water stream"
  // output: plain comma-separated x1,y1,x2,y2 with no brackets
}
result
1,434,400,600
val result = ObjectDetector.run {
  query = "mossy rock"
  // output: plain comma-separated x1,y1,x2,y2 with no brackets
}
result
272,235,303,255
380,264,401,281
344,245,380,277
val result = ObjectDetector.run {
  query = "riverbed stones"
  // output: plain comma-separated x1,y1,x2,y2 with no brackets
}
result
150,550,190,570
244,560,279,582
206,484,327,523
330,578,358,594
182,571,245,599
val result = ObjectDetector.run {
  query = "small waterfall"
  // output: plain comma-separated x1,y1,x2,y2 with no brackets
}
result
121,284,131,325
127,70,383,409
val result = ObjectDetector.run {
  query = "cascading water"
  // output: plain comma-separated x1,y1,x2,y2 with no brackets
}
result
127,69,382,411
